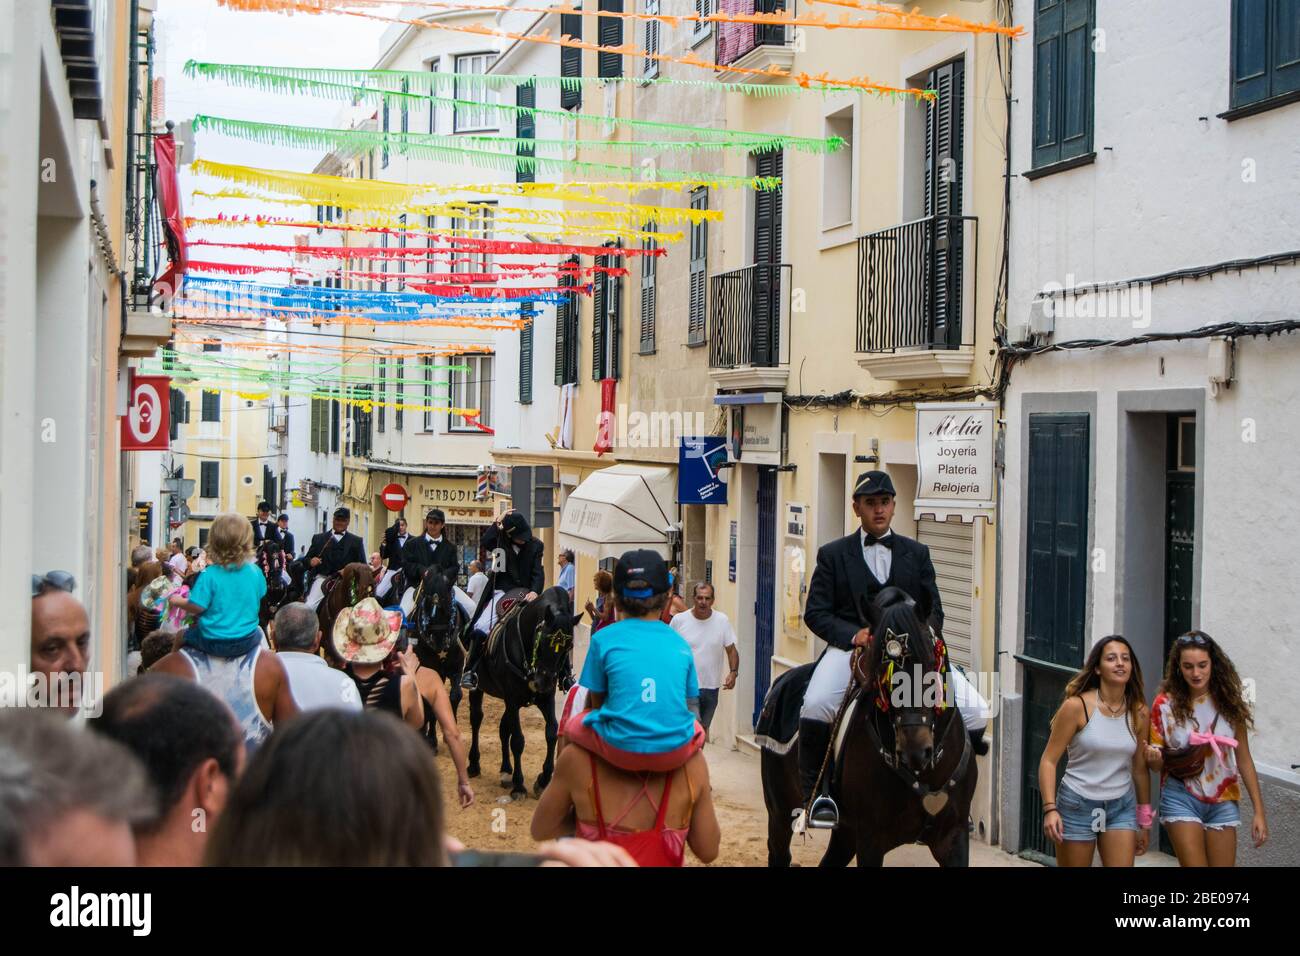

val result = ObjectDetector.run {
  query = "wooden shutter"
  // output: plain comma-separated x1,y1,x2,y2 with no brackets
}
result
644,0,660,77
1232,0,1300,107
382,99,390,168
688,188,708,343
1274,0,1300,97
395,359,404,432
378,360,386,433
520,304,534,404
201,390,221,422
1024,414,1090,668
555,277,569,385
640,225,656,352
561,14,583,110
598,0,624,78
592,257,606,380
555,258,579,385
200,461,219,499
925,59,964,348
516,82,535,184
609,254,622,380
752,155,782,363
330,399,340,453
1032,0,1093,168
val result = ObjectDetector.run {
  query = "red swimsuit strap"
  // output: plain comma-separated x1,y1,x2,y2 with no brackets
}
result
587,753,675,833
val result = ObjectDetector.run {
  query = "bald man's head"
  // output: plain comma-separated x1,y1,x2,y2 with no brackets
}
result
31,591,90,714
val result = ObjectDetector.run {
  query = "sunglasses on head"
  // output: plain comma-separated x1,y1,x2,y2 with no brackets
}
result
1175,632,1209,647
32,570,76,598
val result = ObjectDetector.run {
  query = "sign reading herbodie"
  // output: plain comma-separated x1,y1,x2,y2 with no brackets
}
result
915,402,995,519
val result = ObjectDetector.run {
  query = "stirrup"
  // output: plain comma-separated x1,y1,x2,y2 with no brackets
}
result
460,670,479,690
808,795,840,830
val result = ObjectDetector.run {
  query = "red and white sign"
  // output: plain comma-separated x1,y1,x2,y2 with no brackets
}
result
380,483,409,512
121,375,171,451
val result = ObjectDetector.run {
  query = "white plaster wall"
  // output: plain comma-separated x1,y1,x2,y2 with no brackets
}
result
1004,1,1300,778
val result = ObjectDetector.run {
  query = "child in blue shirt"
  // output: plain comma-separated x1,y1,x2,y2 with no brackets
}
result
170,513,266,657
565,550,705,771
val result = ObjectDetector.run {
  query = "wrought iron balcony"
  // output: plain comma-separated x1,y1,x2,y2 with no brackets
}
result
855,215,978,381
709,263,791,388
716,0,795,80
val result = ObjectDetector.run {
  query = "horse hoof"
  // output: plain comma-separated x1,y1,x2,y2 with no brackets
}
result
510,789,528,802
467,765,480,779
499,773,513,789
533,779,549,798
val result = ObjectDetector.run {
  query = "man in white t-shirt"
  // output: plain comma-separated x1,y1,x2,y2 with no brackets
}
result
669,581,739,734
270,602,362,712
167,539,188,578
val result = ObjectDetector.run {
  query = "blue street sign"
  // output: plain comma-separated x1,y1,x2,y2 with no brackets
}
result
678,436,729,505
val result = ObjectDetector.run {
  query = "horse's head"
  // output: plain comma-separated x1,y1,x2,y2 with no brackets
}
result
257,542,286,596
525,587,581,692
859,587,946,774
414,565,459,654
340,562,375,606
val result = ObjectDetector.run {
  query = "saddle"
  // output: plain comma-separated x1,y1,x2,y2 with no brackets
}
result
486,588,532,676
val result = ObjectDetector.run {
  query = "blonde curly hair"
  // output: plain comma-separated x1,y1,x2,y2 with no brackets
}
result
206,513,254,568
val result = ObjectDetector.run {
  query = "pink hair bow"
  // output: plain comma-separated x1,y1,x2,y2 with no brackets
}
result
1188,731,1237,763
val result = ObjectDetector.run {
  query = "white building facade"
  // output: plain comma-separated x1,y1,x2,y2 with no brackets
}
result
999,0,1300,863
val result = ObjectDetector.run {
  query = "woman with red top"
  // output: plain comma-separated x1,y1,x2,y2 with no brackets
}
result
1146,631,1267,866
530,741,720,867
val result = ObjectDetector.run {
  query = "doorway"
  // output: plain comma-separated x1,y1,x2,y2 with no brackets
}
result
753,466,778,727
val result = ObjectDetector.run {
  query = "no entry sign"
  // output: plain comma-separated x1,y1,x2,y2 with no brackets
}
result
380,483,409,512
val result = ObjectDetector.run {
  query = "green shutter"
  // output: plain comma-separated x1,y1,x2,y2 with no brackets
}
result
520,305,534,404
516,82,536,184
561,14,583,110
688,188,708,344
592,259,606,380
640,225,657,353
1032,0,1094,168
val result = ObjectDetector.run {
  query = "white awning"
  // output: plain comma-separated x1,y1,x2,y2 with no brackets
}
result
558,464,676,560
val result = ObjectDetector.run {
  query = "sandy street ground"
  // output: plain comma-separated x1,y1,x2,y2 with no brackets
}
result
432,690,1042,867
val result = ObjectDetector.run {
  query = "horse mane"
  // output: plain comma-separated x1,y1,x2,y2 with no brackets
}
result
865,587,936,686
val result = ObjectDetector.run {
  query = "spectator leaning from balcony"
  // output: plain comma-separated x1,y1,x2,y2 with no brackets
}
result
89,674,244,867
1038,636,1151,867
0,708,152,866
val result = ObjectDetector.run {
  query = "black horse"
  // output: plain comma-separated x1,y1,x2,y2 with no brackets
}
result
760,587,978,867
256,541,291,631
405,565,466,722
466,587,581,799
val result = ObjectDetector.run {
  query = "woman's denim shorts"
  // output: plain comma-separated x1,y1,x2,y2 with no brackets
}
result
1057,781,1138,841
1159,777,1240,830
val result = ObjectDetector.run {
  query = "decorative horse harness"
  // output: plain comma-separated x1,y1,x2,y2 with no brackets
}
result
818,626,971,817
484,594,573,694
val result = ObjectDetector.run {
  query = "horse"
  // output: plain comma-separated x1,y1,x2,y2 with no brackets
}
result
255,541,291,631
760,586,978,867
405,564,466,729
466,586,581,799
316,562,376,668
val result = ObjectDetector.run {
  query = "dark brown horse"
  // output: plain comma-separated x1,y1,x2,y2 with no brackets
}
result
760,587,977,866
406,564,466,723
317,562,375,668
256,541,291,632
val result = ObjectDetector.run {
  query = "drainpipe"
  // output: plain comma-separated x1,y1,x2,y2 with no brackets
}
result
990,0,1014,851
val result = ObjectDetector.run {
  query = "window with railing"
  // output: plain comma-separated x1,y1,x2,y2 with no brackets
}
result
709,263,791,368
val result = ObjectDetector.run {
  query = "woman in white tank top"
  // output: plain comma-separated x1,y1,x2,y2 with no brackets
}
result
1038,635,1153,867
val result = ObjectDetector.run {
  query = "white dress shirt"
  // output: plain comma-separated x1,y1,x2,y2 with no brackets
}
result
859,527,894,584
279,651,363,712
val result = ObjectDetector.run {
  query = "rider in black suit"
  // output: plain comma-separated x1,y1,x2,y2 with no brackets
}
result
460,511,545,690
798,471,943,829
276,513,296,559
251,502,283,547
305,506,367,583
401,510,460,585
381,517,411,576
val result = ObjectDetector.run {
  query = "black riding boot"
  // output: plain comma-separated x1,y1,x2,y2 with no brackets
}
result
460,633,484,690
969,727,989,756
797,718,839,830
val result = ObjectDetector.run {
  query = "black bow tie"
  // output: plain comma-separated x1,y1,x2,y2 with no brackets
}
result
864,534,894,549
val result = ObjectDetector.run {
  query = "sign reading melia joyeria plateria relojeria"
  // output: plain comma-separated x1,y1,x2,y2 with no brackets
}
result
914,402,996,521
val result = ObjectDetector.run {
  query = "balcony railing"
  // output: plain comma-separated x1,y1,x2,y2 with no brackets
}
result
709,263,792,369
856,215,977,354
717,0,793,67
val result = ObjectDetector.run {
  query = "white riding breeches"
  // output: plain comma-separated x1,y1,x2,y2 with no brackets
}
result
800,650,992,731
453,585,476,619
472,591,506,637
801,647,853,723
375,567,400,600
305,577,327,611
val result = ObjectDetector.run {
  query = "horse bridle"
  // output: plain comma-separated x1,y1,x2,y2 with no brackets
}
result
524,618,573,694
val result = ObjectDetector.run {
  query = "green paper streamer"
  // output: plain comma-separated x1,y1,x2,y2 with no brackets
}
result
185,62,848,151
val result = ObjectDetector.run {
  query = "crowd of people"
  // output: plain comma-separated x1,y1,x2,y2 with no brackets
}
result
10,481,1271,868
